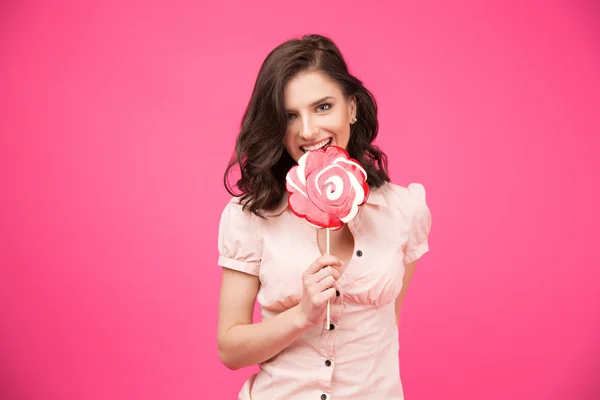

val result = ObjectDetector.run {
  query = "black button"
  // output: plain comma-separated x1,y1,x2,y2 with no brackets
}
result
321,395,327,400
325,360,332,367
356,250,363,257
336,290,340,297
329,323,335,330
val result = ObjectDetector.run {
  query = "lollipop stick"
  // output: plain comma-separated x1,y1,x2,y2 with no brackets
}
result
326,228,331,330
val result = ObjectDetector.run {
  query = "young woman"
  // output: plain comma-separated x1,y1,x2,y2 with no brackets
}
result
216,34,432,400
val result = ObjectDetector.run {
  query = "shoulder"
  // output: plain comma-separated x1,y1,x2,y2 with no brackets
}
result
221,196,247,213
218,197,262,235
221,196,258,216
371,182,430,230
378,182,428,209
217,197,264,275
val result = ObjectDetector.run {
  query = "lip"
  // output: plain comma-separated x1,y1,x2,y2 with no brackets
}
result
300,138,333,153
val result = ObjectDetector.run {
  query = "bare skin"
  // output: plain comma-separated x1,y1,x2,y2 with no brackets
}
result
316,225,354,273
217,69,418,371
217,254,343,370
217,223,418,370
317,226,419,323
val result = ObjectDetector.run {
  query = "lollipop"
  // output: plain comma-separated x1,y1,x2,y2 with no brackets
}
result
286,145,369,329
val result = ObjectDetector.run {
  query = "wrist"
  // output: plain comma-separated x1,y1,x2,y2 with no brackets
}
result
290,305,313,331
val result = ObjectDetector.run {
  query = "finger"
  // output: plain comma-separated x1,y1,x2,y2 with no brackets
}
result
316,275,336,292
332,280,342,295
315,288,338,304
313,266,341,282
316,276,343,295
305,255,343,274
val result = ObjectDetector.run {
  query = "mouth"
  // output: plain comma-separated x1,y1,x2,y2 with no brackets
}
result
301,138,332,153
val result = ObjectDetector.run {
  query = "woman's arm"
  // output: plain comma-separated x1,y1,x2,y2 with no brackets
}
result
216,268,313,370
395,260,418,325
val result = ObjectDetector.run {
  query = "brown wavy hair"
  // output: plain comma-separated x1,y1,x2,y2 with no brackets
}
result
224,34,390,216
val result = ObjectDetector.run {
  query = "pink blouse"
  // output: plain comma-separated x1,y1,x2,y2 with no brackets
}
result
217,182,432,400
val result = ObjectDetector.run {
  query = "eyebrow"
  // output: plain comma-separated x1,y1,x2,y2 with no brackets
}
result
285,96,334,112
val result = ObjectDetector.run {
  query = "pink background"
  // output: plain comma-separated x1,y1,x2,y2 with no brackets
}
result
1,1,599,399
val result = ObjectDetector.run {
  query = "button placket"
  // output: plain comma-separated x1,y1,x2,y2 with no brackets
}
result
324,317,339,354
316,221,355,399
317,360,334,394
317,304,337,393
318,297,344,394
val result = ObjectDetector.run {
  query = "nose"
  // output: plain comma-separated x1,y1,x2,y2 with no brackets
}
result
300,115,318,141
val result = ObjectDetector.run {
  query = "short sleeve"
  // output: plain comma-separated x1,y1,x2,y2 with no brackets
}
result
403,183,432,264
217,198,263,276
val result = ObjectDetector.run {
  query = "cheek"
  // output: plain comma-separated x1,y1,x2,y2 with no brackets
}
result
282,131,300,160
282,129,292,146
328,113,350,133
333,121,351,142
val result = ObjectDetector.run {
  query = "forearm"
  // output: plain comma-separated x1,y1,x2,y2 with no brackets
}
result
219,304,312,370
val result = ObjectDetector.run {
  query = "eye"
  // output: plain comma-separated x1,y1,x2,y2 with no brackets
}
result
317,103,332,112
286,113,297,121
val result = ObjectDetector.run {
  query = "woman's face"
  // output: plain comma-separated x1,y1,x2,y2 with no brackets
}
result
282,70,356,162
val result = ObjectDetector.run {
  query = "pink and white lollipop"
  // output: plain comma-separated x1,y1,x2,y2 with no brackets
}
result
286,145,369,328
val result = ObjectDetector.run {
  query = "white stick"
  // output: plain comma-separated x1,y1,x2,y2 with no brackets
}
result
326,228,331,330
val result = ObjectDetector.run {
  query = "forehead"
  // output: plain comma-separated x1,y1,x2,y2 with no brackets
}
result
283,71,343,107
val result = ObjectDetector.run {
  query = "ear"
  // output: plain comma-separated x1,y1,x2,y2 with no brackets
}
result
348,95,357,120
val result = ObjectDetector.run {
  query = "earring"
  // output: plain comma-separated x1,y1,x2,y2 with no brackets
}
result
352,116,358,123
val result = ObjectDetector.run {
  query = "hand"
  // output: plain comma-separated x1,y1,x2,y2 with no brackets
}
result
295,255,343,328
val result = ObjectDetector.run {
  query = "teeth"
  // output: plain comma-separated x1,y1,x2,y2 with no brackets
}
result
302,138,331,152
